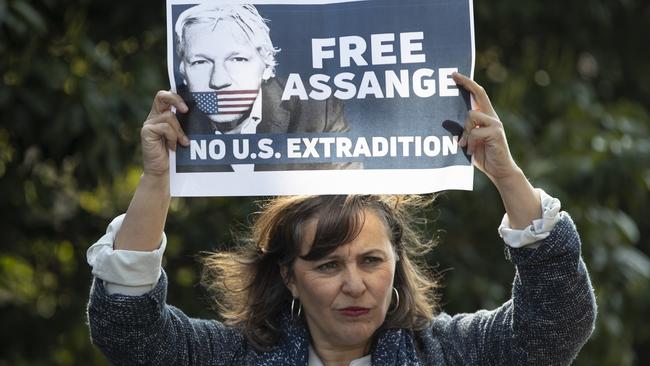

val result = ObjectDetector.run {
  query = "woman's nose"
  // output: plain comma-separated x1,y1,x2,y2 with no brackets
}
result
209,63,232,90
341,267,366,297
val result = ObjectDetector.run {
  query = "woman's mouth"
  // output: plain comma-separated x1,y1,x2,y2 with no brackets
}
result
339,307,370,317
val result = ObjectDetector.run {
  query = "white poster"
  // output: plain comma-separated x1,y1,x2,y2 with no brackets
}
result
167,0,475,196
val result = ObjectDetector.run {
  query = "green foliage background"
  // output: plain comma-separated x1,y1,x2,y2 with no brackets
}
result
1,0,649,364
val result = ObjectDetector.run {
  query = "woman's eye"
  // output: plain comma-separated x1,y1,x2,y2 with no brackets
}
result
316,261,338,271
230,57,248,62
362,256,382,265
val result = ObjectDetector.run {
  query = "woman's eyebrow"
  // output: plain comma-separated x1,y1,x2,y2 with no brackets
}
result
312,247,389,262
343,249,389,259
319,254,343,261
358,249,388,257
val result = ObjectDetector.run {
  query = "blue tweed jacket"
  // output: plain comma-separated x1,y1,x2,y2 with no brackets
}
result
87,213,596,365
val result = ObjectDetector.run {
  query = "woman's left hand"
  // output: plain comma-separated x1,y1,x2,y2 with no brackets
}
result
452,72,542,229
452,72,521,183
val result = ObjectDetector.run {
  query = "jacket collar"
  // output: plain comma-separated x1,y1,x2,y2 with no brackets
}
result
251,313,421,366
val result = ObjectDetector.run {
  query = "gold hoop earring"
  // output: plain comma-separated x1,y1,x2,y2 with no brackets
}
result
388,287,400,314
291,297,302,320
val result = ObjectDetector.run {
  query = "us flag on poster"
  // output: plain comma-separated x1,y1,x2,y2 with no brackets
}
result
191,90,258,115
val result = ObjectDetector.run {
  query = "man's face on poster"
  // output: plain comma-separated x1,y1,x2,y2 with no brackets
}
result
181,20,267,124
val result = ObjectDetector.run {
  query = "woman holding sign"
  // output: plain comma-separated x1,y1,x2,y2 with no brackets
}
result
86,73,596,365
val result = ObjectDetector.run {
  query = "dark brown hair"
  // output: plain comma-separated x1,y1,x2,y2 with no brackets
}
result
201,195,439,350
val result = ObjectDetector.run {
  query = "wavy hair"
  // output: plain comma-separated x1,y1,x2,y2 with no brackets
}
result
201,195,440,350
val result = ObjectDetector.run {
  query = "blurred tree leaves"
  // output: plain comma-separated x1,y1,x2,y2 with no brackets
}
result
1,0,649,365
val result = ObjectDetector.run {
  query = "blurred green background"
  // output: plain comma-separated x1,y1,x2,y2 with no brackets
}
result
1,0,649,364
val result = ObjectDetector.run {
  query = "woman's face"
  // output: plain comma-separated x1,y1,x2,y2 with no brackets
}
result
286,210,397,350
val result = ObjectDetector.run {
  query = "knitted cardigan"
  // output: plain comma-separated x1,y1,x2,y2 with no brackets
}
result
87,213,596,365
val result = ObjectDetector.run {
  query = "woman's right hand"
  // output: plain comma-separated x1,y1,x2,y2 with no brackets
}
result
113,91,189,251
141,91,190,176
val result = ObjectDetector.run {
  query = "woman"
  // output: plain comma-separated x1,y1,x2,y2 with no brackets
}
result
87,73,596,365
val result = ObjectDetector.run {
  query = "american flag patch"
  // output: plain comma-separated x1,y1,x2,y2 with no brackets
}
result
191,90,258,115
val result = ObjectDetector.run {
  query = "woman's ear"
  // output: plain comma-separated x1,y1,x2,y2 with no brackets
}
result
280,265,298,298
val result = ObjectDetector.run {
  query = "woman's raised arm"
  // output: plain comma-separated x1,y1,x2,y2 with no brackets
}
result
113,90,189,251
452,72,541,229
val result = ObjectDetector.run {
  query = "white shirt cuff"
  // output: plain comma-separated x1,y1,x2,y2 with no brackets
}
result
498,188,561,249
86,214,166,295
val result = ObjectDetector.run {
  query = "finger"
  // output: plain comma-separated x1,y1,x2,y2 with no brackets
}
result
144,123,180,151
150,90,189,117
145,111,190,146
464,110,502,131
452,72,496,116
466,125,500,155
460,110,502,147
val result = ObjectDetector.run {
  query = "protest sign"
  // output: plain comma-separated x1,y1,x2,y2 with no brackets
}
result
167,0,475,196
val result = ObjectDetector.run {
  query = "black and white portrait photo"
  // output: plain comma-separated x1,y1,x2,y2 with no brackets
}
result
174,4,349,137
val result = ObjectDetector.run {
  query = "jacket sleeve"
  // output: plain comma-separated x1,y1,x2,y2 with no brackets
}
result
422,212,597,365
87,270,246,365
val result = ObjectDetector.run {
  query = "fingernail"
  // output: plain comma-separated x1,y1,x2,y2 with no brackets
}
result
182,136,190,145
180,103,189,113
